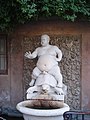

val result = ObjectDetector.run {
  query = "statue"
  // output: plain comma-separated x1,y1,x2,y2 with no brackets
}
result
25,34,66,107
16,34,70,120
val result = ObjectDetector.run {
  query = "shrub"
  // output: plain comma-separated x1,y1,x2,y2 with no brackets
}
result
0,0,90,31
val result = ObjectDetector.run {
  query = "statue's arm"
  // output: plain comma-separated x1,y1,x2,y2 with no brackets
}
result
24,48,38,59
55,46,62,62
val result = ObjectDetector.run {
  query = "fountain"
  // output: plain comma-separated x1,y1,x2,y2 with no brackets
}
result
16,34,70,120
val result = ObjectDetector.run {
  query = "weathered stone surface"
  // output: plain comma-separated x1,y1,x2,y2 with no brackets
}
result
25,99,64,109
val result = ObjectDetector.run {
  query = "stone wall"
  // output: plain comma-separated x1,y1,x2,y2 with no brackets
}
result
23,35,81,110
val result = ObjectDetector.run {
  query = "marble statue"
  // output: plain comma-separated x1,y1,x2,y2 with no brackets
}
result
16,34,70,120
25,34,66,103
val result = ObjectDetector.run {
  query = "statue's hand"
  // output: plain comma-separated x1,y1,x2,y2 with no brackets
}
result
24,51,31,58
55,57,61,62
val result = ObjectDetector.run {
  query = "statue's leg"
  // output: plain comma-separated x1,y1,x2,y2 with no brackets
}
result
32,67,41,79
26,86,41,99
48,65,63,88
27,86,41,94
29,67,42,86
53,87,64,95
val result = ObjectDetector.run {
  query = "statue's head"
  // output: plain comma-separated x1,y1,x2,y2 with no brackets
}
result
41,34,50,46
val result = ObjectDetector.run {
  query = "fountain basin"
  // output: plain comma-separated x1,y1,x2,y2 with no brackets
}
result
16,100,70,120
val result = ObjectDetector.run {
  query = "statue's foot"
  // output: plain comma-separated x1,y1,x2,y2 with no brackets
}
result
27,86,40,94
54,87,64,95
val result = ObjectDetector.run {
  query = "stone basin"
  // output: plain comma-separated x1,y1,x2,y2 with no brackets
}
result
16,100,70,120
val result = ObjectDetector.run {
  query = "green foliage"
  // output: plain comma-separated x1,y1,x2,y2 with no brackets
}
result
0,0,90,31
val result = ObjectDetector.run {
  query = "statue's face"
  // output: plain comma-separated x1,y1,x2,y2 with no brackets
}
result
41,35,49,46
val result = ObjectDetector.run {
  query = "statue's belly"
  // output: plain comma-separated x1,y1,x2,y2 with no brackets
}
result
37,55,57,72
